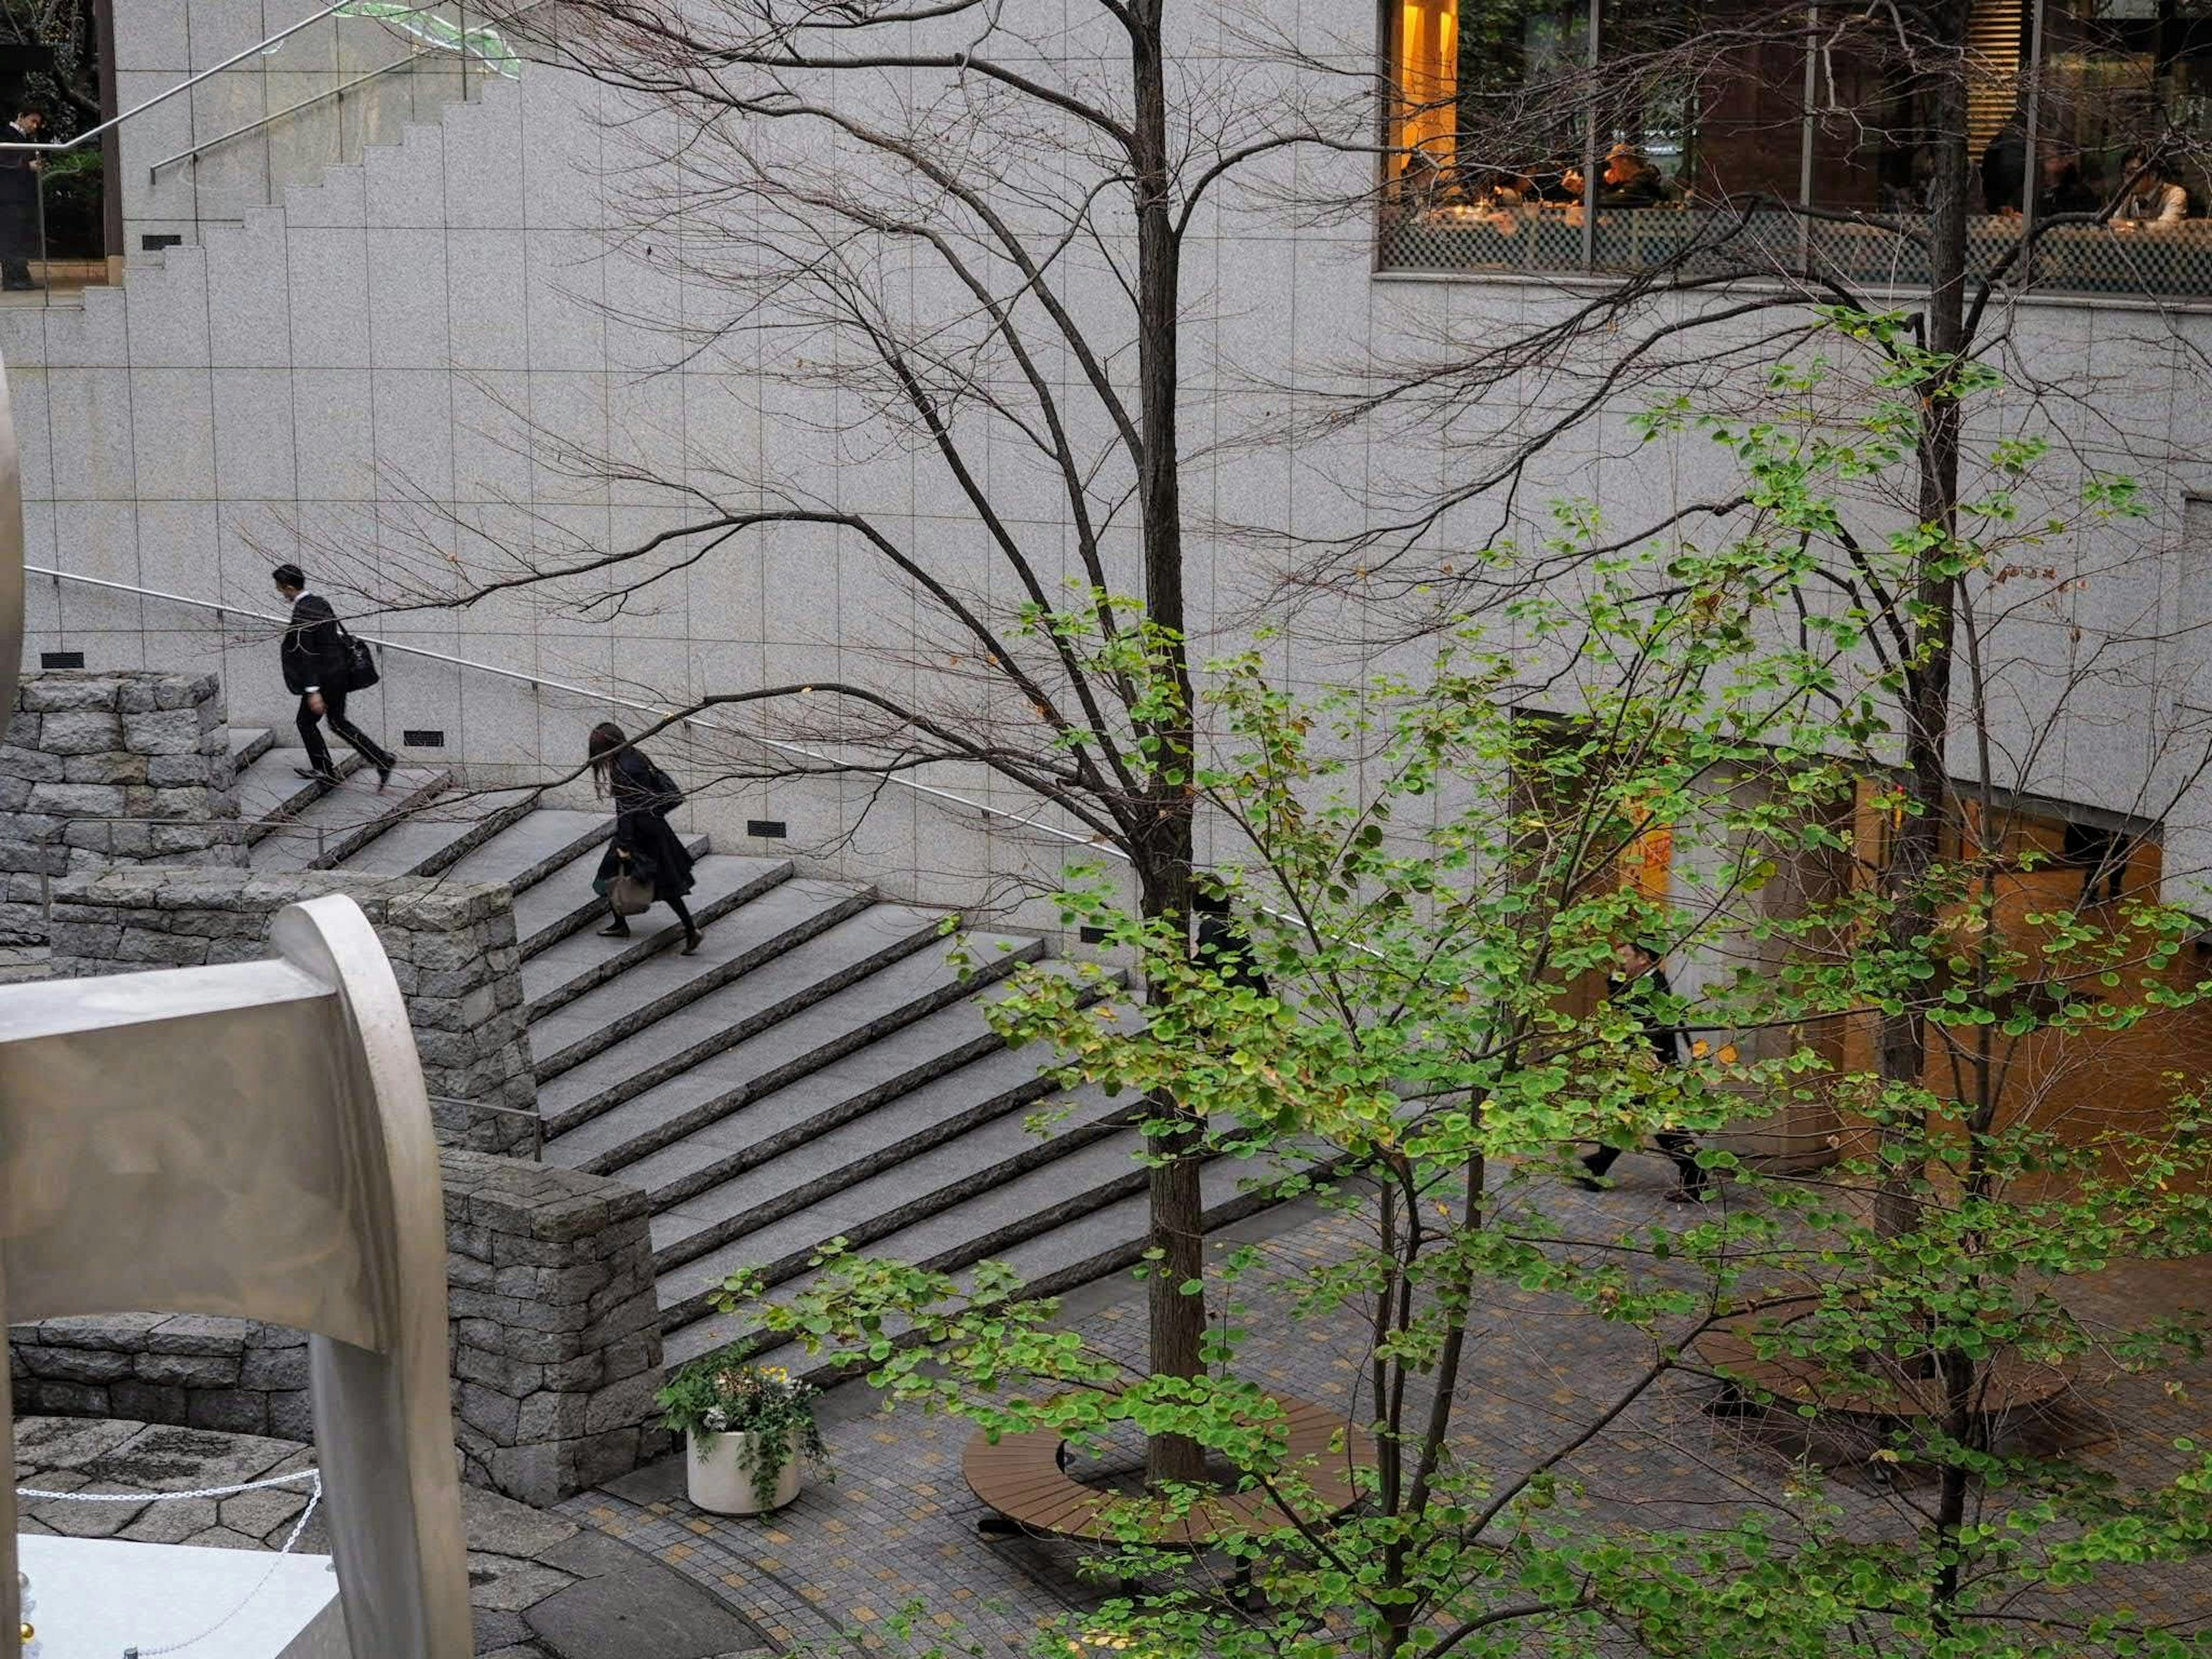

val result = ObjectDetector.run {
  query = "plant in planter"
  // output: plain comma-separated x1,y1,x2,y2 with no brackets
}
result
656,1358,830,1516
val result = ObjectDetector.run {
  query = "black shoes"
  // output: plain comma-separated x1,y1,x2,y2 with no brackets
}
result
598,921,632,938
681,929,703,956
376,762,393,793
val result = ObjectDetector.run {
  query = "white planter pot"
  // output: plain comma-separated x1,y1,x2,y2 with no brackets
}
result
685,1426,804,1516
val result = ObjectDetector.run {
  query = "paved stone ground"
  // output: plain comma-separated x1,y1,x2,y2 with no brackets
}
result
573,1161,2212,1654
13,1415,770,1657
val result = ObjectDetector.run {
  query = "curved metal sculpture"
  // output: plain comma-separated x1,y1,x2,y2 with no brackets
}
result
0,895,474,1656
0,363,468,1652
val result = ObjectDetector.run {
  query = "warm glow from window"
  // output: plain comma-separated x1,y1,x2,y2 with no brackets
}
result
1623,802,1672,905
1395,0,1459,176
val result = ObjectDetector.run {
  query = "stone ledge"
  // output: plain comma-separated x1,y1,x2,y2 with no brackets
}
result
9,1149,667,1508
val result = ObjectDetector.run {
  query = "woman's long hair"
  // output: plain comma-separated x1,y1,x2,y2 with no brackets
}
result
588,721,627,797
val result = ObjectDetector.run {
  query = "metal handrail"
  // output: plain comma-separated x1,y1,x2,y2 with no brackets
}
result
27,565,1122,858
148,53,429,180
0,1,384,156
145,0,544,180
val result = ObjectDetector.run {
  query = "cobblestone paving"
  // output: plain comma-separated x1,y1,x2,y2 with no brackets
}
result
13,1415,770,1657
571,1162,2212,1654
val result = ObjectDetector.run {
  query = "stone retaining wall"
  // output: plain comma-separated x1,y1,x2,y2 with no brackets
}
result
0,671,245,945
48,866,537,1155
9,1149,669,1506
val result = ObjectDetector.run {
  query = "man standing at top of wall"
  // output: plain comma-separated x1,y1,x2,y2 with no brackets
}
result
273,563,394,789
0,107,45,291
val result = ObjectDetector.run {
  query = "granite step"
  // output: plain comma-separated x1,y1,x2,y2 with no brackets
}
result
233,746,364,840
655,1121,1146,1333
546,949,1083,1195
247,767,451,871
528,878,881,1087
683,1152,1317,1377
652,1088,1132,1329
532,909,1008,1141
318,785,539,878
520,854,795,1020
440,808,616,907
647,1035,1128,1260
500,823,714,957
228,728,275,769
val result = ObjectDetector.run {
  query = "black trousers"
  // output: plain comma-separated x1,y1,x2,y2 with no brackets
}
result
297,687,393,777
1584,1131,1706,1195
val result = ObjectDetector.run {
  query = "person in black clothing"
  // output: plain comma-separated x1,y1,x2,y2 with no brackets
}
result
1577,940,1708,1201
0,108,44,291
272,563,394,789
1982,111,2028,214
1192,885,1268,994
588,721,702,955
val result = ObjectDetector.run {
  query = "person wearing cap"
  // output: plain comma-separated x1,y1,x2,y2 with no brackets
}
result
272,563,394,790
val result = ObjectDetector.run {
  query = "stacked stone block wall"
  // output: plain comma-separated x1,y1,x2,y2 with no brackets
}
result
0,671,244,945
8,1149,668,1506
48,866,537,1154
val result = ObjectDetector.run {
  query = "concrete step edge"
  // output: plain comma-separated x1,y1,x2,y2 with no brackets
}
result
532,900,942,1139
239,751,366,843
512,829,710,957
648,1085,1123,1279
529,887,884,1087
402,789,546,878
676,1153,1345,1379
655,1139,1156,1346
298,770,454,870
579,938,1052,1191
521,859,797,1022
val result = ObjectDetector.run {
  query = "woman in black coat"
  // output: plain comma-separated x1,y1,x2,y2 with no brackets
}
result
588,722,702,954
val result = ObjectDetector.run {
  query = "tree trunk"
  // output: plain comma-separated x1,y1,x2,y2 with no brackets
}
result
1126,0,1209,1489
1140,857,1208,1487
1874,0,1970,1240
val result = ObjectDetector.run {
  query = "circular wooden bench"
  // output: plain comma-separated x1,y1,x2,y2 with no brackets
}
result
1696,1295,2070,1419
964,1391,1375,1549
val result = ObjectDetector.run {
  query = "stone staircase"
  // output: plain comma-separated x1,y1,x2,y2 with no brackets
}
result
229,736,1307,1382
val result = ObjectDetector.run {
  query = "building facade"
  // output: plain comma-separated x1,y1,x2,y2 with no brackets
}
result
3,0,2209,942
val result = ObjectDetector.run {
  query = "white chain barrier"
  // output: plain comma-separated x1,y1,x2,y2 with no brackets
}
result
14,1468,325,1657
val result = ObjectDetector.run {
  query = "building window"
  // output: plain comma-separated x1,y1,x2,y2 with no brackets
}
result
1379,0,2212,300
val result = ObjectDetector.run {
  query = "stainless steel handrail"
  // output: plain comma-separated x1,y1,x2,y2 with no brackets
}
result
0,1,393,156
147,53,429,180
27,565,1121,858
145,0,543,180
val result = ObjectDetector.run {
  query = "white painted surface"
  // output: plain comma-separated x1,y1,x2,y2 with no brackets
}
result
16,1533,350,1658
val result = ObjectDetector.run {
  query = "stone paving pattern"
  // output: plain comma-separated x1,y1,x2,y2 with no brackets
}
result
569,1166,2212,1654
12,1415,769,1658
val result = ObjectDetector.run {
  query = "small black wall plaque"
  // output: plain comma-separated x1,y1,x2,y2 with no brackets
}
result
747,819,788,839
402,729,445,749
39,650,83,669
1078,926,1111,945
141,233,183,251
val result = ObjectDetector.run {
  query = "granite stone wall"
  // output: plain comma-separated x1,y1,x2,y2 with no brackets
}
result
48,866,537,1156
8,1149,669,1507
0,671,245,945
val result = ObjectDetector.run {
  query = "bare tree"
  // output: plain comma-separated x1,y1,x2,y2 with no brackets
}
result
324,0,1379,1488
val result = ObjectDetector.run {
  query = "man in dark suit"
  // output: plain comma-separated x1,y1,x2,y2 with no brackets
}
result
273,563,393,789
0,108,46,291
1577,940,1709,1201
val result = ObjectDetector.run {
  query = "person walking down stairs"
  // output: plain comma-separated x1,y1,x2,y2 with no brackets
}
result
272,563,394,790
588,722,702,955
